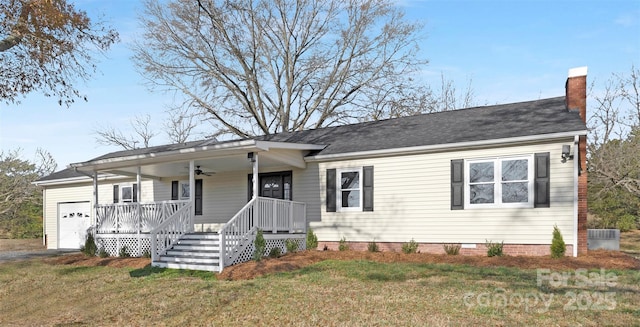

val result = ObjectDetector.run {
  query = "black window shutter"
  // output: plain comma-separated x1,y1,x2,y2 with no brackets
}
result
113,185,119,203
133,184,138,202
247,174,254,201
534,152,550,208
326,169,336,212
195,179,203,215
362,166,374,211
451,159,464,210
171,181,179,200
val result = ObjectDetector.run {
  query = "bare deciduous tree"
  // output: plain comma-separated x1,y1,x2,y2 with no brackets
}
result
164,106,200,144
588,65,640,197
133,0,427,138
0,0,119,106
95,114,157,150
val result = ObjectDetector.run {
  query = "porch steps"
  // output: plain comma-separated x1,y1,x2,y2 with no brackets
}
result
153,233,221,272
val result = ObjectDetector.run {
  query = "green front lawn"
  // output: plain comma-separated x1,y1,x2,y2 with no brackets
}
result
1,258,639,326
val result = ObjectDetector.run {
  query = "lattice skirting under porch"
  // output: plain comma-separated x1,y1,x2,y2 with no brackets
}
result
230,234,306,266
95,234,151,257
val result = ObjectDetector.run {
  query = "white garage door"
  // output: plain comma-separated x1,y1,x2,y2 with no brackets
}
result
59,202,92,249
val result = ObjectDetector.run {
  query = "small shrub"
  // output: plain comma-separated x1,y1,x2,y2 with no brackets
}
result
550,225,566,258
285,239,298,253
367,240,379,252
338,237,349,251
443,244,461,255
268,247,282,258
402,239,419,254
485,240,504,257
253,229,266,261
306,228,318,250
98,247,109,258
118,245,131,258
81,233,97,256
617,214,638,232
142,249,152,259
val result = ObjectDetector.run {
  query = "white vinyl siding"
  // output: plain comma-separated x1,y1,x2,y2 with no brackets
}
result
43,184,94,249
43,179,156,249
41,138,577,249
309,139,576,245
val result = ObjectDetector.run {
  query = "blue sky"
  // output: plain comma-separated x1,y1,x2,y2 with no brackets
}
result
1,0,639,170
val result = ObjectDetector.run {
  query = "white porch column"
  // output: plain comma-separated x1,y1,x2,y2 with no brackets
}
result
93,171,98,228
252,153,259,200
189,160,195,231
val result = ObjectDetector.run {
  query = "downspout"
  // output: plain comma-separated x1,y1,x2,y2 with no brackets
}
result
42,188,46,247
573,135,579,257
93,171,98,233
137,167,142,255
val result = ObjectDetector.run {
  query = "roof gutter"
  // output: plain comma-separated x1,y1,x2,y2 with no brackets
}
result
33,173,127,187
305,130,588,162
70,139,259,171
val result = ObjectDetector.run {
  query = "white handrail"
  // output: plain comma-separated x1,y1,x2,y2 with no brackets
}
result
95,200,189,234
150,202,193,262
218,197,306,270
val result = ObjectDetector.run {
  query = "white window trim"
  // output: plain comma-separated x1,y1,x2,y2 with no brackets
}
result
179,180,190,200
120,184,134,203
336,167,363,212
464,155,534,209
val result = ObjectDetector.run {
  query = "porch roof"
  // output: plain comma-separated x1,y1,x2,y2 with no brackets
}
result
66,139,326,178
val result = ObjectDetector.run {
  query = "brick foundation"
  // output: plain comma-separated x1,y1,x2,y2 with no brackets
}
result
317,241,574,257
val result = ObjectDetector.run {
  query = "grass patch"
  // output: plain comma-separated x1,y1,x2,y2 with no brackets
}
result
1,257,639,326
620,229,640,259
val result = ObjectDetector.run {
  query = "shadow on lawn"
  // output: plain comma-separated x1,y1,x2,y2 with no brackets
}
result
129,265,217,279
129,265,168,277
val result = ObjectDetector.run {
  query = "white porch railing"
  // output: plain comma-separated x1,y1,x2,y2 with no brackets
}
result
95,200,189,234
218,197,306,270
150,202,194,262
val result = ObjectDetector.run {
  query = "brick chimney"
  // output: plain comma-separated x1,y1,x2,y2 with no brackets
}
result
566,66,588,122
566,66,588,255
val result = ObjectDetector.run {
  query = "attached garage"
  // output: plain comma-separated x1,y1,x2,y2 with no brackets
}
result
58,202,92,249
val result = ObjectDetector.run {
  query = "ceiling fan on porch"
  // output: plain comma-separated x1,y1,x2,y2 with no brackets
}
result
194,165,215,176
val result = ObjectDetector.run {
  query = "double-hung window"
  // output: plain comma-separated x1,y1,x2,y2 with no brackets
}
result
180,181,190,200
121,186,134,202
113,184,137,203
326,166,374,212
466,156,534,208
337,168,362,211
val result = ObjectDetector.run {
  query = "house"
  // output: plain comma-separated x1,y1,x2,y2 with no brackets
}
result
35,67,589,271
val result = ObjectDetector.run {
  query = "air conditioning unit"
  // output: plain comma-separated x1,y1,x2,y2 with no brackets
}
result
587,229,620,251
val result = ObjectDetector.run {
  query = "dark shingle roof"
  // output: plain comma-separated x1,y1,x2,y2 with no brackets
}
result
39,96,585,182
36,168,87,182
258,96,585,155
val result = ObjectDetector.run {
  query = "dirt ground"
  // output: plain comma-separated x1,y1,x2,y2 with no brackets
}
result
0,239,45,252
43,249,640,281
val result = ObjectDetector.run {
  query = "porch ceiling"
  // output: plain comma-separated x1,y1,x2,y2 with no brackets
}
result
103,153,286,178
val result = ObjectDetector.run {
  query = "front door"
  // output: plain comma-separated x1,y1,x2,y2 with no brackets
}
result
249,171,292,200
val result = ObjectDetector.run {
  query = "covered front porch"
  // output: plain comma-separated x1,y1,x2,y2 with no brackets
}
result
69,139,324,271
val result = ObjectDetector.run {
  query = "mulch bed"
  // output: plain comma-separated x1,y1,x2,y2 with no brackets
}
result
44,249,640,281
